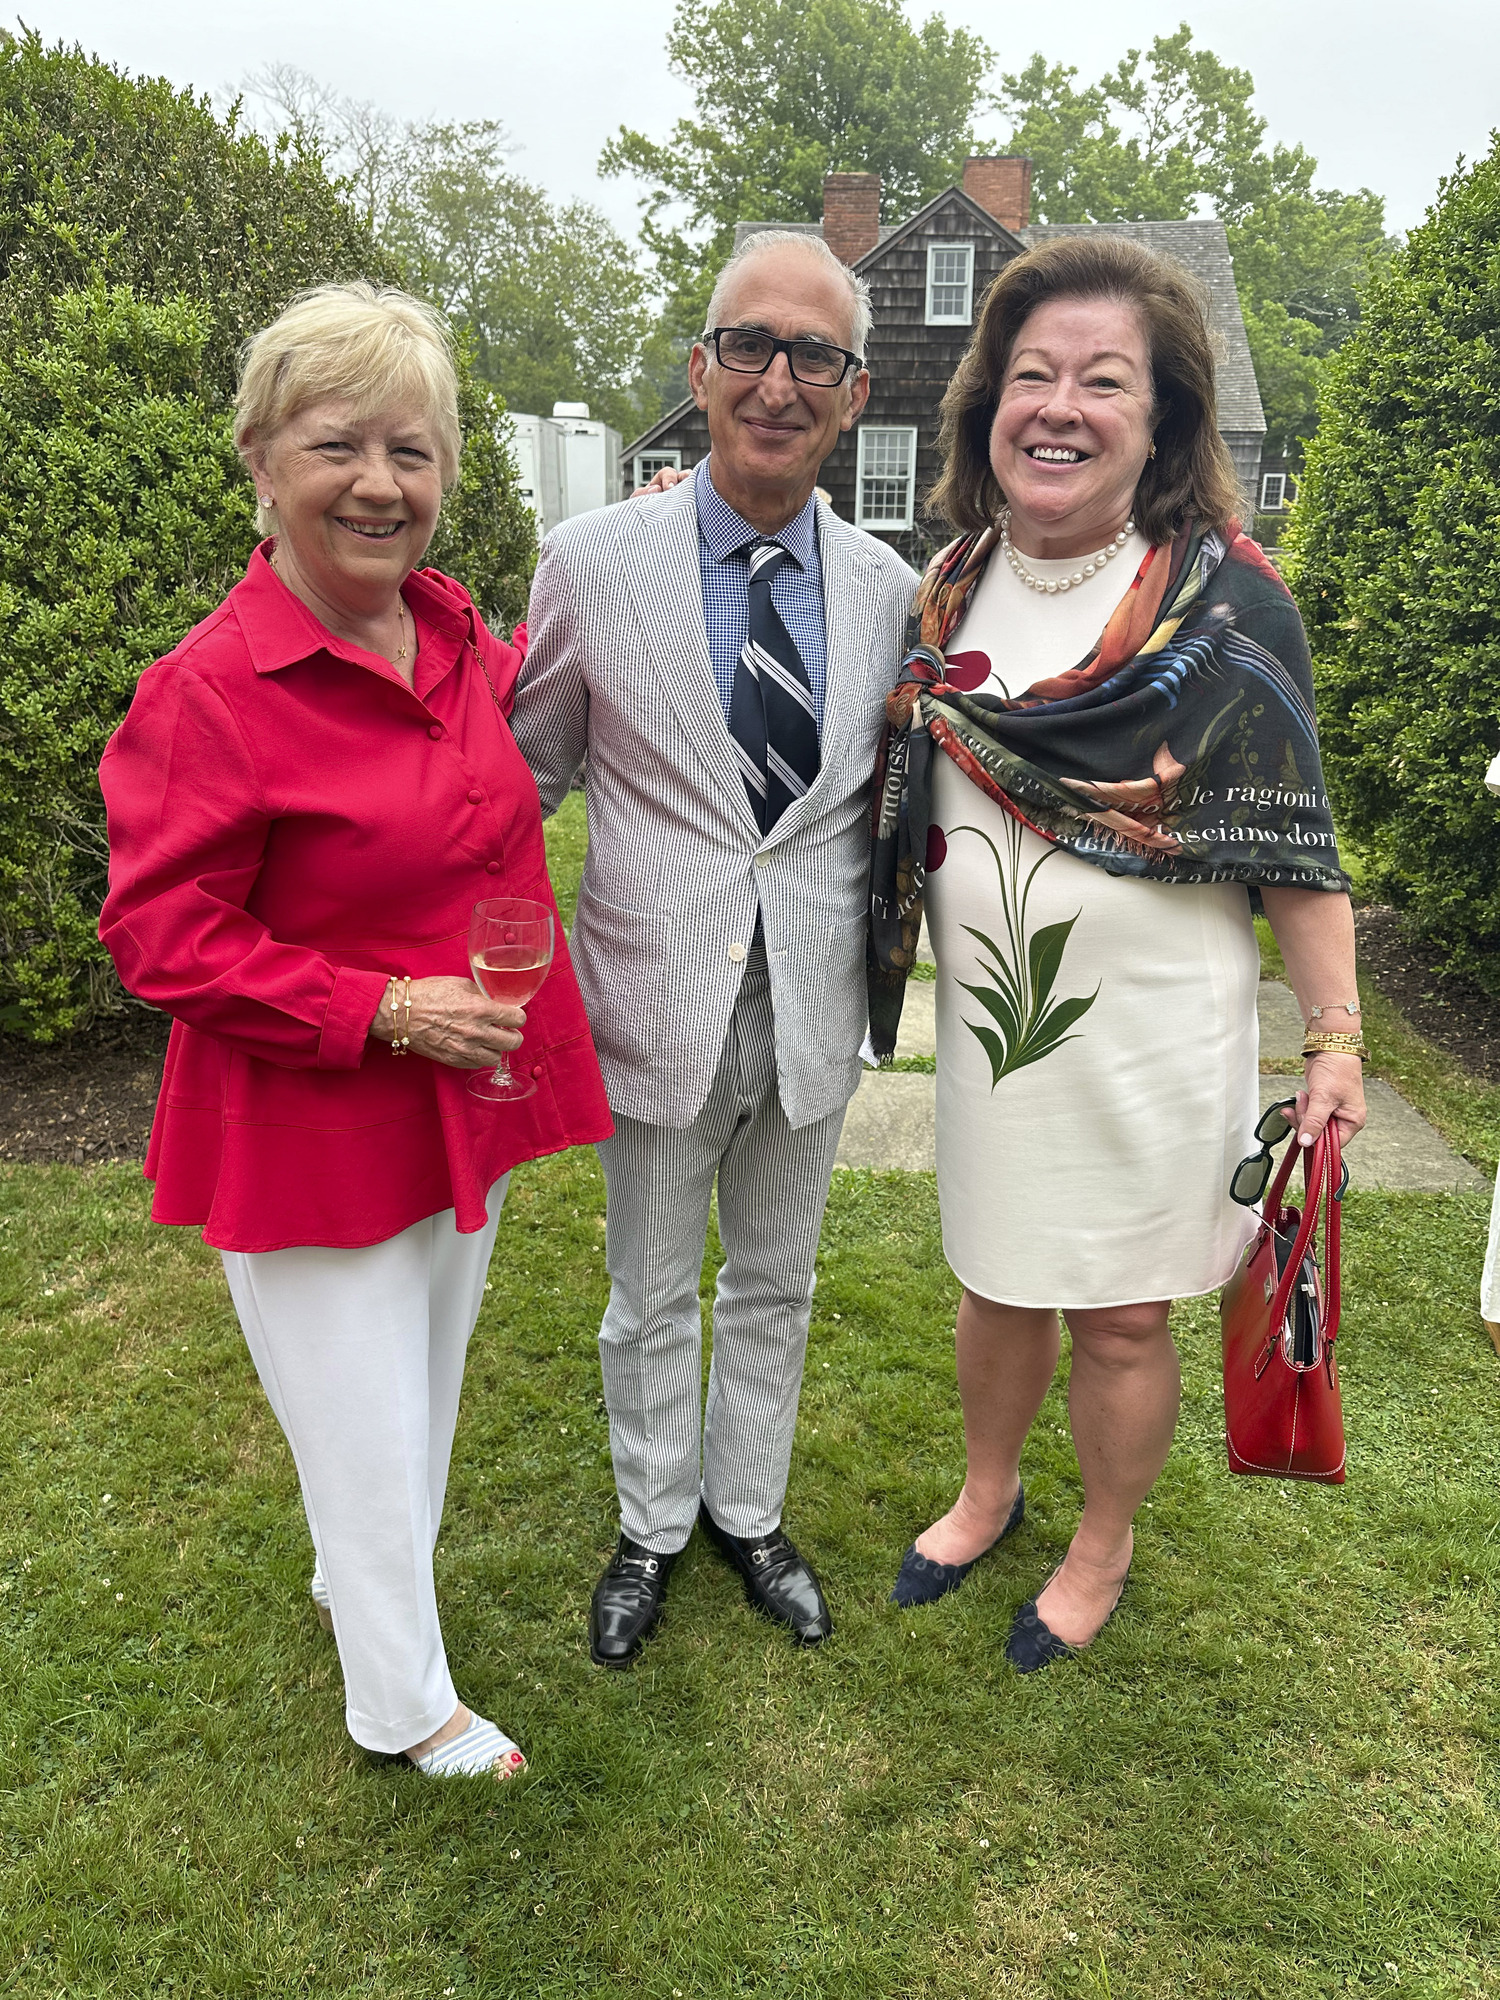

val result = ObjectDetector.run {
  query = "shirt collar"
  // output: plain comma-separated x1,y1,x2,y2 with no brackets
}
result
695,457,818,572
233,542,470,675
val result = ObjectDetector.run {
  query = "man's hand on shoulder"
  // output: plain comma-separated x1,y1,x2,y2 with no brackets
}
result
633,466,691,498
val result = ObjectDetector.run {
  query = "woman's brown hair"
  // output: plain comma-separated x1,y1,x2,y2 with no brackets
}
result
927,234,1243,546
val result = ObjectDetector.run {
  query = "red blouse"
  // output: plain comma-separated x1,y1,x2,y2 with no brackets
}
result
99,547,611,1253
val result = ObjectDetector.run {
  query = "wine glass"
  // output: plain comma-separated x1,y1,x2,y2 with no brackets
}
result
466,896,555,1103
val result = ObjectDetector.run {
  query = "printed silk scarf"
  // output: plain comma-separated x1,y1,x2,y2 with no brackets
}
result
868,519,1343,1061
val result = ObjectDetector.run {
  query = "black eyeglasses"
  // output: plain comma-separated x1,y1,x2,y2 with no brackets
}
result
1231,1097,1349,1206
704,326,863,387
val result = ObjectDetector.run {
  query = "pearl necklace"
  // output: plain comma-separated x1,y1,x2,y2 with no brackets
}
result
1000,509,1135,594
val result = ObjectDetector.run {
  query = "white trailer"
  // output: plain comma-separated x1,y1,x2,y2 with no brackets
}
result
509,413,566,537
550,402,623,516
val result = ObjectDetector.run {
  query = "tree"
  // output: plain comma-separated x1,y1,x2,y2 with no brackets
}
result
600,0,995,340
242,71,656,435
998,29,1267,225
1230,173,1394,460
1285,139,1500,993
240,60,406,234
0,33,535,1036
387,122,653,436
999,25,1395,463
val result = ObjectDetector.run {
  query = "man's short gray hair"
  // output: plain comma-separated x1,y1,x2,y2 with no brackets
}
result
703,230,873,359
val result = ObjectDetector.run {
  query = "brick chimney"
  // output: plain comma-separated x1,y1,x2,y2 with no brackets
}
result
962,155,1032,234
822,173,881,265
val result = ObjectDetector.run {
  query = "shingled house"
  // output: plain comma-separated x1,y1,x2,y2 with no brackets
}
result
623,160,1267,568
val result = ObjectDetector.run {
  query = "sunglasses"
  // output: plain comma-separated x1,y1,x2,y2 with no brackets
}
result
1231,1097,1349,1206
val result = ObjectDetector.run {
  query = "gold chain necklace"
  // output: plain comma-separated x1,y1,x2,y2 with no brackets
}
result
270,551,410,664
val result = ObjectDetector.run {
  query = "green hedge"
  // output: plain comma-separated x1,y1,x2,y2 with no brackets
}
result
0,33,536,1037
0,287,253,1032
1286,139,1500,993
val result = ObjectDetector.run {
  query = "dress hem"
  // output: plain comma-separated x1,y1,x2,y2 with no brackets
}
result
950,1253,1247,1315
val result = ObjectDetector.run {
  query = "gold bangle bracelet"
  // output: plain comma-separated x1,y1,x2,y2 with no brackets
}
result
1302,1032,1368,1061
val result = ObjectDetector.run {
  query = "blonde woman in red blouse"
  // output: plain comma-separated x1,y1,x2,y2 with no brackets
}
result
100,284,611,1777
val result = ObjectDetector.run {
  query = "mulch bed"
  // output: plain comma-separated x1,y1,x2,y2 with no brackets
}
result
1354,905,1500,1084
0,1009,170,1166
0,906,1495,1167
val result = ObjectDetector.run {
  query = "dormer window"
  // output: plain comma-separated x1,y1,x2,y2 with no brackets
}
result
926,243,974,325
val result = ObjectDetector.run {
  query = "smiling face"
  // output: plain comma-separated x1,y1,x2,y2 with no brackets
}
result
248,396,444,615
988,295,1156,558
688,244,869,532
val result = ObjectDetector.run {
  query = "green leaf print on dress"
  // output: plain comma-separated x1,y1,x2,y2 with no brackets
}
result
950,819,1100,1087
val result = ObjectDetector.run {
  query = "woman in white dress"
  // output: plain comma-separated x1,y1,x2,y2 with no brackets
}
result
869,235,1368,1669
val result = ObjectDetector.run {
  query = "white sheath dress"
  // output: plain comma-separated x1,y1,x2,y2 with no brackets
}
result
924,537,1261,1310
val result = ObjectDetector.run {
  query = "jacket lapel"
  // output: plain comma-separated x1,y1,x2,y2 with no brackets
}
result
760,504,882,850
621,478,762,838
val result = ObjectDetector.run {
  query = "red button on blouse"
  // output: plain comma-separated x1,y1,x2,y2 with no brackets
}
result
98,547,612,1253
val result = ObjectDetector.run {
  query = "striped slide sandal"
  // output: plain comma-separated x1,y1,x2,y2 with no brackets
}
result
309,1566,333,1633
410,1713,526,1780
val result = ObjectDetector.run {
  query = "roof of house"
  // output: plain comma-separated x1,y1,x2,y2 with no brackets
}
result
627,205,1264,459
1018,219,1265,433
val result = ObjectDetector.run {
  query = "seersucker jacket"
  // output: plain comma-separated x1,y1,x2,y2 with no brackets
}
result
512,473,918,1132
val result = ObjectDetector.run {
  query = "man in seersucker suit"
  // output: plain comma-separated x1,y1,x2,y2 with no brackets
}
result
512,230,917,1666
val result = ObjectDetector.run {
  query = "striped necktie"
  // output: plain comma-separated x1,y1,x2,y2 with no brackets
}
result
727,539,821,834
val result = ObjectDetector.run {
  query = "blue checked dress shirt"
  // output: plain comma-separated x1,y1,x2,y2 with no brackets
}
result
695,458,827,737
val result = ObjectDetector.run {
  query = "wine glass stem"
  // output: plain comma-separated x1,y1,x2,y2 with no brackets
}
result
493,1055,512,1087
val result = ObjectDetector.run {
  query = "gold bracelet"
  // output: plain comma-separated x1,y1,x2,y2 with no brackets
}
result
1302,1032,1367,1061
1308,1001,1361,1019
389,974,412,1055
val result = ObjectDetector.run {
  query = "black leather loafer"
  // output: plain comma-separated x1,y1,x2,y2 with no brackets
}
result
589,1534,679,1668
699,1502,833,1646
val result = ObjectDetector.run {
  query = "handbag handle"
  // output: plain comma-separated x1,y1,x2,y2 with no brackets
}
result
1262,1116,1342,1359
1320,1117,1341,1349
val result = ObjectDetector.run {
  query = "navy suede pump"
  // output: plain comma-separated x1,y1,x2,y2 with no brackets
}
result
889,1480,1025,1608
1005,1565,1130,1674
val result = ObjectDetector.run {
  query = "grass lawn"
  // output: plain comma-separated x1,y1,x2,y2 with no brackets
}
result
3,794,1497,1997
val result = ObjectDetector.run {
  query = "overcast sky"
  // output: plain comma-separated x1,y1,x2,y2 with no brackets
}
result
11,0,1496,237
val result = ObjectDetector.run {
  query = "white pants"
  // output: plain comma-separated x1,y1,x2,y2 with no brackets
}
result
221,1181,507,1754
1484,1164,1500,1324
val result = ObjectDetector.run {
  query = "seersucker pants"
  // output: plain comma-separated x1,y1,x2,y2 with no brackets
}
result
597,948,847,1554
220,1180,507,1754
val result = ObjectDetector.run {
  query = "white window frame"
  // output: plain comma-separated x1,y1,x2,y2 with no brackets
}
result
1260,471,1287,512
926,241,975,325
855,425,918,531
633,448,682,489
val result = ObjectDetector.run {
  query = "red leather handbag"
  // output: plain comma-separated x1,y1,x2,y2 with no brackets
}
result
1220,1115,1346,1482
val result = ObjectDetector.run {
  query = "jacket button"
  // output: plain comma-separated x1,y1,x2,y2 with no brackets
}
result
728,942,747,962
467,788,483,804
486,859,501,874
532,1062,544,1077
428,724,443,740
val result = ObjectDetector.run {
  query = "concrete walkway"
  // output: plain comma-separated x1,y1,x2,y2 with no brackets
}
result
837,979,1485,1192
